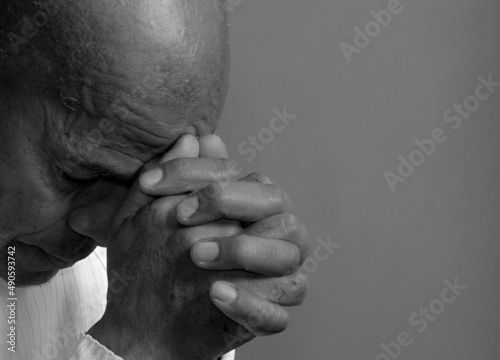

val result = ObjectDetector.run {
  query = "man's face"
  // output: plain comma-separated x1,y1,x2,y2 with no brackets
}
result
0,0,229,286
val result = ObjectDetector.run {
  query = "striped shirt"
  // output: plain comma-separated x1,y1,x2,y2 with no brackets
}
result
1,247,235,360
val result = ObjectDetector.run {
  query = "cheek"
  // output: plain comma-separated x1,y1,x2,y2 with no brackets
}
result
0,179,73,236
0,158,75,237
67,181,130,244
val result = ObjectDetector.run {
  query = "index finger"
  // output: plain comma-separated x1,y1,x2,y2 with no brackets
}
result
139,158,243,196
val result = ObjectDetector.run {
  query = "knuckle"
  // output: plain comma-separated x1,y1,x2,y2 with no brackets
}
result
268,184,292,210
291,271,309,306
281,188,293,210
302,235,312,260
148,197,178,223
168,158,191,180
228,236,253,264
271,320,288,335
246,302,268,329
246,172,272,184
279,271,309,307
247,303,288,336
289,219,311,259
272,311,290,334
227,160,244,179
213,159,231,180
253,321,286,336
278,213,301,237
201,182,225,203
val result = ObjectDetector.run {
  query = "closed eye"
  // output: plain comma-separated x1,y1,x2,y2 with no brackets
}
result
61,172,98,185
54,165,99,187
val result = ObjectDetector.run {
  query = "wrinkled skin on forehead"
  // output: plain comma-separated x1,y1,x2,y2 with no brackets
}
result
0,0,230,286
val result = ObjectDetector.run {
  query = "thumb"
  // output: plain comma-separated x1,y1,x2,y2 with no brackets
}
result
198,134,229,159
113,134,200,225
160,134,200,163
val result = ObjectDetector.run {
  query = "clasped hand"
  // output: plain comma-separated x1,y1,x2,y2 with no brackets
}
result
88,134,310,360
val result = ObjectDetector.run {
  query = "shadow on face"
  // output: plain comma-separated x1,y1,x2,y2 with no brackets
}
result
0,0,230,286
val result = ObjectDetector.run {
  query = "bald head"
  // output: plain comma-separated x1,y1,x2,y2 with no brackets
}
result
0,0,100,89
0,0,229,129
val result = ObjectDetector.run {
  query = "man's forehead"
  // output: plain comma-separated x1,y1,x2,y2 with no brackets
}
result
47,112,208,183
34,0,229,180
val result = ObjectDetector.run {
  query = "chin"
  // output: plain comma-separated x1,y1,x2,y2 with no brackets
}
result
0,266,59,288
2,269,60,288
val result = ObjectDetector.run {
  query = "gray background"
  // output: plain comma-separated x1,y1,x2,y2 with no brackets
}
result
218,0,500,359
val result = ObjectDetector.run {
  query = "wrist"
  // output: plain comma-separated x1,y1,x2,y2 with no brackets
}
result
87,314,160,360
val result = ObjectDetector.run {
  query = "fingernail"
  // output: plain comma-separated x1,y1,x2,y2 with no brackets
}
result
213,282,238,303
140,168,163,187
177,196,199,221
193,242,220,262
